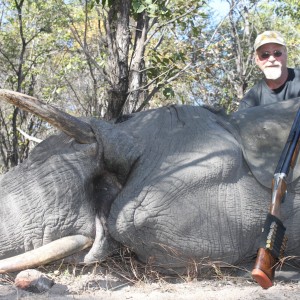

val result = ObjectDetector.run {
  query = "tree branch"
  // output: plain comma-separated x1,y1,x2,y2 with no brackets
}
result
17,127,42,143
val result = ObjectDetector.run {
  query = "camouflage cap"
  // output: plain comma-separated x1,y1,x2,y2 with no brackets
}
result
254,31,286,51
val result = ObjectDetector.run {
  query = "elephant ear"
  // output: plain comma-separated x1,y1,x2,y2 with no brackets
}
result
90,118,142,184
231,98,300,188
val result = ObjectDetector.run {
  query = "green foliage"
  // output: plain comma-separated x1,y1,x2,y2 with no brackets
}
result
131,0,170,18
2,0,300,172
163,87,175,98
0,0,71,171
273,0,300,19
180,0,300,112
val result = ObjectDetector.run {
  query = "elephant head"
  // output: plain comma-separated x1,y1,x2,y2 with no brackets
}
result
0,90,141,272
1,90,300,274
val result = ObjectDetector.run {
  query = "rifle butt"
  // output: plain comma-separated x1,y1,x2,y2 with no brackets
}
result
252,248,277,289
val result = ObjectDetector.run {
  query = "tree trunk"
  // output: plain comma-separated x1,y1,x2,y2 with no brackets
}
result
126,12,149,113
104,0,130,120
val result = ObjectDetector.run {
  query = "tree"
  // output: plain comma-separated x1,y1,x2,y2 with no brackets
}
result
272,0,300,67
66,0,207,119
0,0,68,171
0,0,208,172
2,0,300,173
184,0,300,112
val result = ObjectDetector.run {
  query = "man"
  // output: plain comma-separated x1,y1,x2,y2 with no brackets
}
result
239,31,300,110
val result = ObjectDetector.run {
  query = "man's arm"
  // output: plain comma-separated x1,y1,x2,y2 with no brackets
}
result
238,88,258,110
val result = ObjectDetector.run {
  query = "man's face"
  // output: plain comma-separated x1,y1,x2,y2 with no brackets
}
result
255,43,287,80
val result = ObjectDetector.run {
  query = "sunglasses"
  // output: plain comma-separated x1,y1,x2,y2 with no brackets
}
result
259,50,283,60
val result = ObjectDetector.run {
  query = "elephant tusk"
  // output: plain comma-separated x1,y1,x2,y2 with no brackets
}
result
0,89,96,144
0,235,93,274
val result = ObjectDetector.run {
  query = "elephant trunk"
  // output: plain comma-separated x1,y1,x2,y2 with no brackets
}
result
0,235,93,274
0,89,96,144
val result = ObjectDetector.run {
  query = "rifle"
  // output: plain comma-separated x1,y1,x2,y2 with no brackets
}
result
252,107,300,289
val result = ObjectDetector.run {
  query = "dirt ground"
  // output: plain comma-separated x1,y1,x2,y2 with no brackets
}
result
1,261,300,300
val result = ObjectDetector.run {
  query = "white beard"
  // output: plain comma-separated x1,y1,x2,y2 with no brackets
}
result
263,66,282,80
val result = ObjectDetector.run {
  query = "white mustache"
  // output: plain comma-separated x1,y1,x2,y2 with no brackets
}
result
263,65,282,80
264,63,281,68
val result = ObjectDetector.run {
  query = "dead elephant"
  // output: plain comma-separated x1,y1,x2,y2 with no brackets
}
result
1,90,300,275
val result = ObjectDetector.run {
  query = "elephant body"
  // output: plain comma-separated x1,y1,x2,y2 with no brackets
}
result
1,91,300,273
108,106,269,268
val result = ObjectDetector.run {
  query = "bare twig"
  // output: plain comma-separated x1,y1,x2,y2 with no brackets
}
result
17,127,42,143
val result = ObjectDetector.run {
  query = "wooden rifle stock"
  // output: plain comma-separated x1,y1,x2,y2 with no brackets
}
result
252,107,300,289
252,177,287,288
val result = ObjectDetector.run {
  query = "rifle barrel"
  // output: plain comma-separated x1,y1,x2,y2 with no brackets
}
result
275,107,300,175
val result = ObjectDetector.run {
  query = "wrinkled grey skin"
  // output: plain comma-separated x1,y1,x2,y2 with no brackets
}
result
1,98,300,273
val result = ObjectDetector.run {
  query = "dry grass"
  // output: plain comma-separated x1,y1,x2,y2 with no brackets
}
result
2,247,300,300
0,273,14,285
278,255,300,271
2,246,299,296
32,246,254,290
